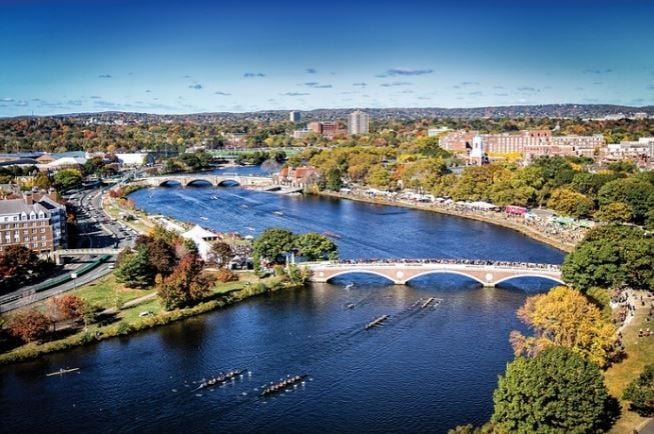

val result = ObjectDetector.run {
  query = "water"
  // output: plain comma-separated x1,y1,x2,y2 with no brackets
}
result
0,167,564,433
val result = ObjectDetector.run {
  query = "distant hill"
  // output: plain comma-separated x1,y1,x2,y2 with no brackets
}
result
5,104,654,123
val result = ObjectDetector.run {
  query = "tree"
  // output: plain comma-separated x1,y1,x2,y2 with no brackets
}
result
158,253,215,310
492,347,609,433
0,245,49,294
252,228,296,264
211,242,234,267
295,233,338,261
325,167,343,191
50,294,86,321
52,169,82,191
135,235,177,276
510,286,616,367
598,178,654,225
7,310,52,343
562,225,654,292
623,364,654,416
593,202,633,223
366,165,391,189
115,245,155,288
547,187,594,218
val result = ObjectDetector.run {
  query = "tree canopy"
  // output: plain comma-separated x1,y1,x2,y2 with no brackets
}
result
492,346,610,433
623,364,654,417
510,286,617,367
562,225,654,292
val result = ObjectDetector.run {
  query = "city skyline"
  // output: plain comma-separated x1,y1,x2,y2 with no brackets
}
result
1,0,654,116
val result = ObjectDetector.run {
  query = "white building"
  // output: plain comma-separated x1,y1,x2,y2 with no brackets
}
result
289,111,301,122
469,135,484,165
602,137,654,163
116,153,154,167
348,110,369,135
181,225,219,262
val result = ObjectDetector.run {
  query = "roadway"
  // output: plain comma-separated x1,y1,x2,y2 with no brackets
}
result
0,173,139,312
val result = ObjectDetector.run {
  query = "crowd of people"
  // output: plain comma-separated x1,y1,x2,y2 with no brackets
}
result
333,258,560,270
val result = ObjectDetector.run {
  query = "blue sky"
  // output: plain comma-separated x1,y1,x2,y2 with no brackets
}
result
1,0,654,116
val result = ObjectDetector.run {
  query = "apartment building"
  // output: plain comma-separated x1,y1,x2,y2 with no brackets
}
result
0,190,67,254
440,129,605,160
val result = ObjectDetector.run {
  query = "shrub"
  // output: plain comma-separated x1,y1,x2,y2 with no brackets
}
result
216,268,239,283
623,364,654,416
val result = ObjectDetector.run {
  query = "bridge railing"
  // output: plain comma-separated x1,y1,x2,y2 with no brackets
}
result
307,259,561,271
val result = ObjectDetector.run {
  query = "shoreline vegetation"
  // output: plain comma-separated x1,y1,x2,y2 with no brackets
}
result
0,272,304,366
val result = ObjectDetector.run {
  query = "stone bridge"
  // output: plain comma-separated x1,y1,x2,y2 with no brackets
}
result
136,174,274,188
305,260,564,287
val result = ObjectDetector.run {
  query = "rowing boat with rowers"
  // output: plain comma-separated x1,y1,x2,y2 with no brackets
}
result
260,374,308,397
196,369,248,390
365,315,389,330
46,368,79,377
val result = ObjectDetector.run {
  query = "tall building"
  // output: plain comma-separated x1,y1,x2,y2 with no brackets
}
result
348,110,369,135
0,190,67,254
469,135,485,165
289,111,301,122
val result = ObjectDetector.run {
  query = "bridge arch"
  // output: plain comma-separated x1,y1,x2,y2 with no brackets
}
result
403,270,487,286
185,179,214,187
216,179,241,187
492,273,565,287
323,270,398,284
158,179,182,187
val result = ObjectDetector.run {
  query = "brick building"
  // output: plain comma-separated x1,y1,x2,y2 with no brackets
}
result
0,190,67,254
439,129,605,160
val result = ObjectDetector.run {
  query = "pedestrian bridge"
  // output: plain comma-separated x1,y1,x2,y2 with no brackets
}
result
136,174,274,188
305,259,564,287
50,248,122,264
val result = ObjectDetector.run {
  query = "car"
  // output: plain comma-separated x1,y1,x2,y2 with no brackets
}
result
108,264,115,269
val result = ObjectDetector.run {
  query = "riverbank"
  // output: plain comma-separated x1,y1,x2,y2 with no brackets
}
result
0,272,306,366
317,190,576,253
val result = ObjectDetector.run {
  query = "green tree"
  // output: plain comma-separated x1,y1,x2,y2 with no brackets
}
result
492,347,609,433
562,225,654,292
325,167,343,191
52,169,82,191
295,232,338,261
623,364,654,416
115,245,155,288
598,178,654,225
252,228,296,264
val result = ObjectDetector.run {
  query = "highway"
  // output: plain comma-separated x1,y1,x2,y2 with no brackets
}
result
0,175,138,312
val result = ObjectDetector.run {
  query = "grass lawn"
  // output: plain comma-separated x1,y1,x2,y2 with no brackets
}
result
74,274,155,310
604,291,654,433
210,271,258,295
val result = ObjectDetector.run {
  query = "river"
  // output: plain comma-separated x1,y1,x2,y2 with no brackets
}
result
0,167,564,433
